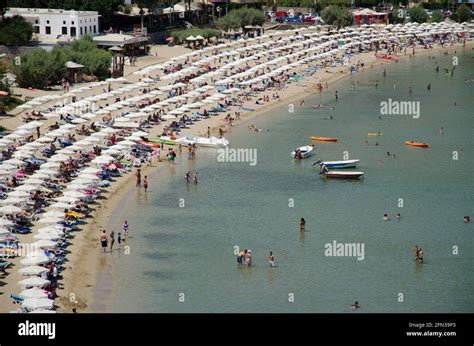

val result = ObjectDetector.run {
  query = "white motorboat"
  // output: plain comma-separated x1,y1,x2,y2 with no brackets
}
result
291,145,314,159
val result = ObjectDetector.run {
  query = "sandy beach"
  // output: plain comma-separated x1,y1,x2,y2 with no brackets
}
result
50,41,472,313
1,27,471,313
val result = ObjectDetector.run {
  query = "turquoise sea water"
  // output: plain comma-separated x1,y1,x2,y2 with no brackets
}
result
108,49,474,313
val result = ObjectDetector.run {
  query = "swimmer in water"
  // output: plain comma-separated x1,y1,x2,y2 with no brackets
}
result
396,213,401,220
300,217,306,232
351,301,360,309
383,214,389,221
440,127,444,134
464,216,471,223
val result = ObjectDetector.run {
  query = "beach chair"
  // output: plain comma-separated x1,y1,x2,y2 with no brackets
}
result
10,294,24,304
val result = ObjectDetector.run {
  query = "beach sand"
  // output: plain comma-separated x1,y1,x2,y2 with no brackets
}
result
1,41,470,313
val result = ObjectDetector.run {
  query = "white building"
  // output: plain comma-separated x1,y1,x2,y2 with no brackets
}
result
5,8,100,41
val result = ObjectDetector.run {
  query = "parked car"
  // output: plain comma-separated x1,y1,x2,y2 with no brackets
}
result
286,17,303,23
275,11,288,17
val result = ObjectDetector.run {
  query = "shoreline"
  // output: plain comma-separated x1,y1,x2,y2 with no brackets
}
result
59,42,472,313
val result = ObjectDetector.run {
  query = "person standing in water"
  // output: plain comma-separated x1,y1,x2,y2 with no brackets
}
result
143,176,149,192
300,218,306,232
427,83,431,91
135,169,141,187
335,91,338,100
268,251,276,267
100,230,108,253
123,220,129,241
184,171,191,183
109,230,115,252
193,172,198,184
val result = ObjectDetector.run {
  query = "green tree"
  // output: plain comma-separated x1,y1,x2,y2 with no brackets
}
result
12,48,67,89
217,8,266,31
0,16,33,46
408,6,429,23
430,10,444,22
455,4,471,23
321,6,354,28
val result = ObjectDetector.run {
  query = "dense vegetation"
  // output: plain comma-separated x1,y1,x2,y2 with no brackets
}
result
171,28,222,43
217,8,266,31
0,15,33,46
408,6,429,23
321,6,354,28
12,36,112,89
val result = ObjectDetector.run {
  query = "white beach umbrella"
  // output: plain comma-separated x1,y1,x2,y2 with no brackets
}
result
8,190,30,198
63,191,86,198
55,196,78,203
0,219,15,227
33,240,58,249
33,233,61,241
22,298,54,310
42,210,65,218
37,226,64,234
0,205,22,214
77,174,100,180
48,202,74,209
0,228,10,236
4,158,26,166
18,265,50,276
18,277,50,288
24,178,44,185
41,162,60,169
50,154,70,162
81,167,102,174
66,184,89,191
19,287,50,299
0,197,26,205
16,185,38,192
38,217,64,224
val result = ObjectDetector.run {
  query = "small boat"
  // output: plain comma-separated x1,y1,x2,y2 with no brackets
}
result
368,133,383,136
404,141,429,148
139,141,160,148
313,159,360,169
144,138,176,146
323,171,364,179
291,145,314,159
310,136,338,142
161,135,196,146
194,136,229,148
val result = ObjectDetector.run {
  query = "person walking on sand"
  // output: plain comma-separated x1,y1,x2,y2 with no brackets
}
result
100,230,108,253
300,217,306,232
109,230,115,252
136,169,141,187
144,176,149,192
207,126,211,138
123,220,129,241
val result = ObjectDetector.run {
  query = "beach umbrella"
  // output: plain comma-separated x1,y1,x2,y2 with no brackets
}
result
16,185,38,192
81,167,102,174
18,265,49,276
22,298,54,310
0,197,26,205
42,210,65,218
0,219,14,227
63,191,86,198
33,233,61,241
55,196,78,203
66,184,89,191
0,163,17,171
19,287,50,299
41,162,60,169
24,178,44,185
77,174,100,180
33,240,58,249
37,228,64,237
18,277,50,288
8,190,30,198
4,158,26,166
49,202,75,209
13,151,35,160
38,217,64,224
50,154,70,162
0,228,10,235
37,136,54,143
0,205,22,214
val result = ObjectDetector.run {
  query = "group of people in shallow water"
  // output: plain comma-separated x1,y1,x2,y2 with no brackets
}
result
100,220,129,253
412,245,424,264
236,249,277,268
383,213,401,221
184,171,198,184
135,168,149,191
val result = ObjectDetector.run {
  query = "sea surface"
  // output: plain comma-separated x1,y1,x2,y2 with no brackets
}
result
107,49,474,313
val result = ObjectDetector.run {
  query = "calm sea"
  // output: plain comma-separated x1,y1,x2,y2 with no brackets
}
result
107,49,474,313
